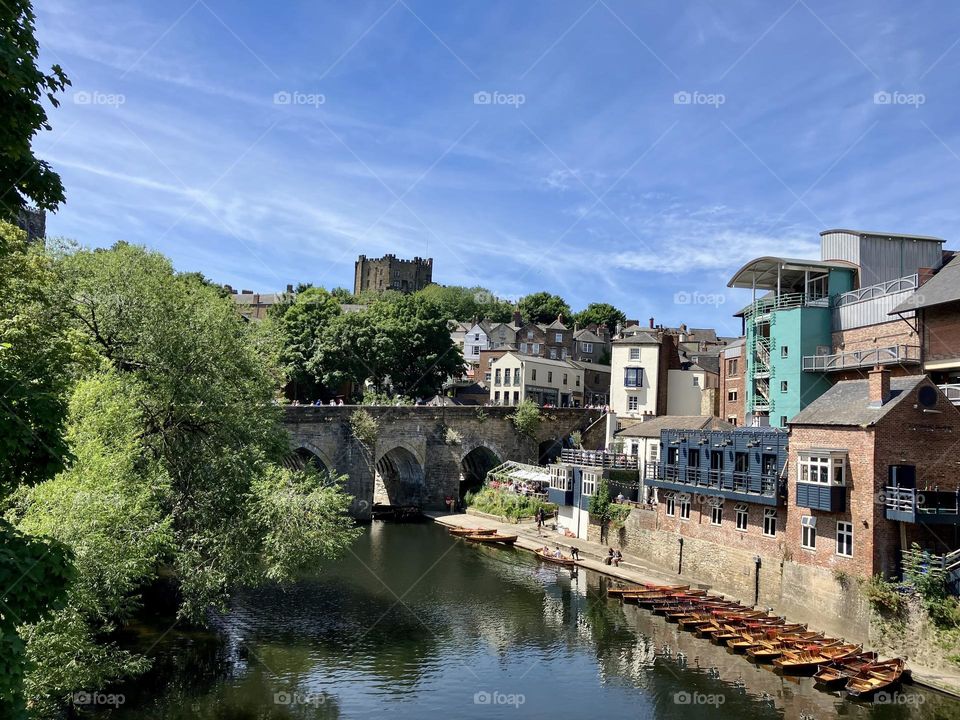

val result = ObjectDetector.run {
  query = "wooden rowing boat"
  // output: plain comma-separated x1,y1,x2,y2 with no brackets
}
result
609,584,686,598
845,658,906,699
535,548,577,567
812,653,880,689
448,527,497,536
746,633,824,662
463,533,517,545
773,641,851,674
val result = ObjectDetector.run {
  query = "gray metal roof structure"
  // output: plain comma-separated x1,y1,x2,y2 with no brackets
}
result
728,257,859,290
616,415,735,438
890,253,960,313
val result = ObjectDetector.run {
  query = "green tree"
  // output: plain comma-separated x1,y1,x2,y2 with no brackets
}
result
415,284,512,322
0,0,71,218
518,292,571,325
312,294,463,401
574,302,626,334
269,286,342,401
329,286,356,303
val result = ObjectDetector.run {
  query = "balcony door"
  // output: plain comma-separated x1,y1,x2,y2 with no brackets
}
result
709,450,724,488
686,448,701,484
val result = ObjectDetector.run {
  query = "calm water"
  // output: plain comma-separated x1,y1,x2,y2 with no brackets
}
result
107,522,959,719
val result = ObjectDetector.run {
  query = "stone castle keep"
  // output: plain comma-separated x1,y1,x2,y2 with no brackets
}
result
354,254,433,295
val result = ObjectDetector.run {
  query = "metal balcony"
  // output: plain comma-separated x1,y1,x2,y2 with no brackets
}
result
885,486,960,525
644,465,782,505
559,449,639,470
802,344,921,372
939,384,960,407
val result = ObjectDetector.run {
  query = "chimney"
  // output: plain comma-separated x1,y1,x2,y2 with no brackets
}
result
868,365,891,407
649,317,655,329
223,284,234,294
241,289,253,294
286,284,294,293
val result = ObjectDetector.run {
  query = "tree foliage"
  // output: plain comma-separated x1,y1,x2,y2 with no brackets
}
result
415,284,512,322
518,292,571,325
269,286,342,401
508,399,542,439
573,302,626,334
0,0,71,218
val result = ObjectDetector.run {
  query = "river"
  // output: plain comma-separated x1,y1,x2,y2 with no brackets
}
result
108,522,958,719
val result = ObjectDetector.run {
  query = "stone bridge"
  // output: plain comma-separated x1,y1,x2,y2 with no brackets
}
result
284,405,602,518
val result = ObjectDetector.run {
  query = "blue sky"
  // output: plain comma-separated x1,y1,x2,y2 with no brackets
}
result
34,0,960,336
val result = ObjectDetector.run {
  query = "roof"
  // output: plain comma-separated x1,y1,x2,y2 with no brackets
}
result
723,337,746,350
232,292,288,305
890,253,960,313
616,415,735,438
545,318,568,330
573,328,606,343
788,375,928,427
728,256,858,289
491,352,580,370
687,354,720,375
820,229,946,243
613,331,660,345
569,361,611,374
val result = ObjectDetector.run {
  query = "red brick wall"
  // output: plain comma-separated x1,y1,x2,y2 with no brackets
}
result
832,319,917,354
652,492,784,556
719,350,745,425
923,303,960,365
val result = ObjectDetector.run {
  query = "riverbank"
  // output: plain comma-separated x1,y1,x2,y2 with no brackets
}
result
426,510,960,698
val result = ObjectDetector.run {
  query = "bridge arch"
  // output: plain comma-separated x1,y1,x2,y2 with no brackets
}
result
287,440,335,474
459,442,504,500
374,445,426,507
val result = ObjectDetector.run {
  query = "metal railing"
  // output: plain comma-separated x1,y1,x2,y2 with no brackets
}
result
884,486,960,516
645,464,780,497
743,291,830,318
802,344,921,372
939,384,960,406
834,274,918,307
559,449,639,470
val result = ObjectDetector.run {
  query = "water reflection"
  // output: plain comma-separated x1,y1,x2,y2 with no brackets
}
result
108,523,957,720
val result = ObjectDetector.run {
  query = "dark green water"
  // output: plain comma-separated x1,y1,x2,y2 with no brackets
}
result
107,522,958,719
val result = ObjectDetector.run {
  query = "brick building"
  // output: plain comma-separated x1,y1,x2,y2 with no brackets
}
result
354,254,432,295
720,337,746,425
787,370,960,578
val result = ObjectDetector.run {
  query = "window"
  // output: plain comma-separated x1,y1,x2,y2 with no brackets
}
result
582,342,594,353
728,416,738,426
484,372,491,383
576,376,581,387
763,509,777,537
532,343,540,354
520,342,528,353
563,373,568,385
550,348,558,359
472,345,480,356
627,395,639,412
727,389,738,401
503,371,511,386
648,443,659,462
711,502,723,526
531,369,537,381
781,346,789,358
513,391,519,404
550,468,572,491
547,371,553,383
474,333,480,341
727,358,738,375
837,521,853,557
527,330,534,340
734,452,748,473
801,515,816,549
798,453,846,485
494,369,502,385
780,415,788,427
555,332,563,343
735,504,748,531
624,367,644,387
494,391,500,403
513,368,520,384
679,496,691,520
629,348,640,360
665,493,676,516
693,376,700,387
582,474,597,497
780,381,788,393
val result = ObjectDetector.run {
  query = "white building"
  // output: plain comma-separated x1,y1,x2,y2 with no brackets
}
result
609,331,665,420
489,353,584,407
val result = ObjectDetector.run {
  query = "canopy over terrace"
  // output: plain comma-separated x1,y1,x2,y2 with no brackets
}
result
728,256,859,292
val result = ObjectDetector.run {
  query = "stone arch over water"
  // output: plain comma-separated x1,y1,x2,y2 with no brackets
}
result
374,446,426,507
459,444,503,500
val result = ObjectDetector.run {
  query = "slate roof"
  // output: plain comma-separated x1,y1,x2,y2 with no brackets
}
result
569,361,611,374
545,318,569,330
616,415,735,438
613,331,660,345
687,354,720,375
574,328,606,343
890,253,960,313
788,375,928,427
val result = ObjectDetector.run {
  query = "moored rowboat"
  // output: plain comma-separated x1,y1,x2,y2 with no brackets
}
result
448,527,497,536
535,548,577,567
463,533,517,545
845,658,907,699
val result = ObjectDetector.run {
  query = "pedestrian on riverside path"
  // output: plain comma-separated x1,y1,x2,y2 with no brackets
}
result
570,545,580,561
535,507,543,534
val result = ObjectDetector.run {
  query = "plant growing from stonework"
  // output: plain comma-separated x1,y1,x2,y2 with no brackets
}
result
349,409,379,450
508,399,542,438
902,544,960,629
588,479,613,524
570,431,583,449
444,427,462,446
474,407,487,423
863,574,905,617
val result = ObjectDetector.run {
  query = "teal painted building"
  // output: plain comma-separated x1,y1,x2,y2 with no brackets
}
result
732,258,856,428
